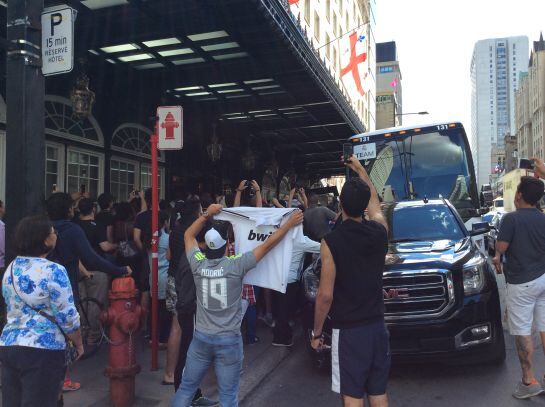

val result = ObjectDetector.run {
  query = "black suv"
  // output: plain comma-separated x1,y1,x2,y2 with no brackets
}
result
301,199,505,367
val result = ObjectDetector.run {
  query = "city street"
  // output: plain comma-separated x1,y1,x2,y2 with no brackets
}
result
242,329,545,407
52,272,545,407
242,273,545,407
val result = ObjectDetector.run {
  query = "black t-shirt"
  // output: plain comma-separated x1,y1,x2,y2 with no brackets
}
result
96,210,114,236
304,206,337,242
134,210,152,250
324,218,388,329
74,218,107,255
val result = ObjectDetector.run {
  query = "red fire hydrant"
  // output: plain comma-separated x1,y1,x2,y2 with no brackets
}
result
100,277,145,407
161,111,180,140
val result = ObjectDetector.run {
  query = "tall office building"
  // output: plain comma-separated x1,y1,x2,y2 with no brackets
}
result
516,34,545,160
376,41,402,129
470,36,529,187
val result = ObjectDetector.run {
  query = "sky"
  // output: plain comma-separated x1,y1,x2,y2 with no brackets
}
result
373,0,545,129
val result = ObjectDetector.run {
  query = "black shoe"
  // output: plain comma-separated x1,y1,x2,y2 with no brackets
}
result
191,396,219,406
245,335,260,345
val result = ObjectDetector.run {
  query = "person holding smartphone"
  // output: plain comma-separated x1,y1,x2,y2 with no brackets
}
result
312,155,390,407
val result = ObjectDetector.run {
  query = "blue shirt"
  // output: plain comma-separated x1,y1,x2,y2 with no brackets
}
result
0,257,80,350
149,230,169,299
53,219,126,299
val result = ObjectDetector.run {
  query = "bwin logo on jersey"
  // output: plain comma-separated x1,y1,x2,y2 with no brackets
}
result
247,229,273,242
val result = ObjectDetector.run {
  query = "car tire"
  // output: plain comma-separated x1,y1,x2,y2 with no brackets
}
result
487,322,506,365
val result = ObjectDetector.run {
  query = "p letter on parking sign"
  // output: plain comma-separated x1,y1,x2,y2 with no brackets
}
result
42,5,77,76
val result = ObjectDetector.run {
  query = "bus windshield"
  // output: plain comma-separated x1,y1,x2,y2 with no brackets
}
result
351,125,478,221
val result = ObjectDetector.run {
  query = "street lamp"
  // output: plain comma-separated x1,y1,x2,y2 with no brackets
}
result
393,111,429,127
395,111,429,116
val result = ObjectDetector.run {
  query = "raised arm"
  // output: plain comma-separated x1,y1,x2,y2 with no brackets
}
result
298,188,309,209
251,180,263,208
234,180,247,207
271,197,285,208
139,190,147,214
252,210,303,262
532,157,545,179
345,155,388,231
184,204,222,252
287,188,296,208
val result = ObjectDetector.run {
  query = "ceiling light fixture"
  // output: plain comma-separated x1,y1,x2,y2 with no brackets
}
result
143,38,181,47
118,53,153,62
101,43,138,53
188,30,229,41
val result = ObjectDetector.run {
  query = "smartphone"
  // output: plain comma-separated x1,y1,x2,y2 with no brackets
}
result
80,184,86,194
343,143,354,163
519,158,534,170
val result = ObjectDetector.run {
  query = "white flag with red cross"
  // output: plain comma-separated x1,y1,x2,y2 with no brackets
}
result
340,27,370,101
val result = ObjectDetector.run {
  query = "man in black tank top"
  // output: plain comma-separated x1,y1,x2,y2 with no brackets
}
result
311,155,390,407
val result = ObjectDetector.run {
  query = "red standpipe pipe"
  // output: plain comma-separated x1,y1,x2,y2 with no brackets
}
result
150,128,159,370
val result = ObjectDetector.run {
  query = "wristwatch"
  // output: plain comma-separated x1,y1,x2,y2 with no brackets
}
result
311,330,323,340
202,211,210,219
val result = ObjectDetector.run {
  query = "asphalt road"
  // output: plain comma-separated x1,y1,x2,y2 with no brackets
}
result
242,333,545,407
242,273,545,407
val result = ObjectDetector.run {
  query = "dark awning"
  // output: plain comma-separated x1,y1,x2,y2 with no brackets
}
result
42,0,364,179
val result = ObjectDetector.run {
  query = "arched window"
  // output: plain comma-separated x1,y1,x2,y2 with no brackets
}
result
110,123,166,201
111,123,165,162
44,95,104,147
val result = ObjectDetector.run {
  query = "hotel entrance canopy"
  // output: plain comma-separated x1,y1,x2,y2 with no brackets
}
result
51,0,365,179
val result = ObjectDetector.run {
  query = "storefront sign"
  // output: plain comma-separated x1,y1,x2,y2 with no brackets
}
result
42,5,76,76
157,106,183,150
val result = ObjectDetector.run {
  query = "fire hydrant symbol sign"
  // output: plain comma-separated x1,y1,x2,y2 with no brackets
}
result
41,5,76,76
157,106,183,150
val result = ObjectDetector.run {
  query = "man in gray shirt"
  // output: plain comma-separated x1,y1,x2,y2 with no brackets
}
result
494,175,545,399
172,204,303,407
304,194,337,242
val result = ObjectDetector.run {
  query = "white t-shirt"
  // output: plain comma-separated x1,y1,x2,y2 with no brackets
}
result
216,207,304,293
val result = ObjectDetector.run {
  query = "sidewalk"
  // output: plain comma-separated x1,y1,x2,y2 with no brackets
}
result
61,323,298,407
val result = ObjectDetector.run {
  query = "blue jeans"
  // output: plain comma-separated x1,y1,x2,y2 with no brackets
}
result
172,331,243,407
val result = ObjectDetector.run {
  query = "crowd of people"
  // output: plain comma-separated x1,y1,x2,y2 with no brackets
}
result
14,155,545,406
0,159,363,407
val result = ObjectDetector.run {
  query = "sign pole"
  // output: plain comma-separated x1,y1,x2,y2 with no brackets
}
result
152,105,182,370
150,123,159,371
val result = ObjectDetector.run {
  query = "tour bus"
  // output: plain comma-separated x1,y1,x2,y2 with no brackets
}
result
348,122,481,227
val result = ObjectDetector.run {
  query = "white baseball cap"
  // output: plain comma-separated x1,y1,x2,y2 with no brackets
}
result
205,228,227,251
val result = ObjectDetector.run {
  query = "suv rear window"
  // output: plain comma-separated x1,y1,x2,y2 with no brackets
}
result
387,204,465,242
